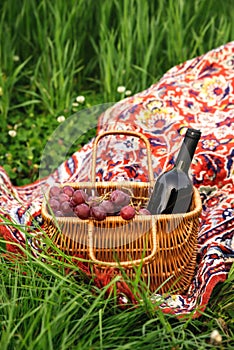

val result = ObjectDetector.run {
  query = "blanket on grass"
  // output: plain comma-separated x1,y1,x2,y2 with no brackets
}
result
0,42,233,318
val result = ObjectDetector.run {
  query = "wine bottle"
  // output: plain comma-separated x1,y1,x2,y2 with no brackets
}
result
147,128,201,215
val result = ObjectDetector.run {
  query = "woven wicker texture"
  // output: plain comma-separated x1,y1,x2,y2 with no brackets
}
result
42,130,202,293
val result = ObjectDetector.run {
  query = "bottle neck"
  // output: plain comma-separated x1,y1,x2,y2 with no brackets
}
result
175,129,201,173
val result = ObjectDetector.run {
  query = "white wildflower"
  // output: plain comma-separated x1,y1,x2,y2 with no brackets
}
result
72,102,79,107
125,90,132,96
57,115,65,123
119,296,128,304
8,130,17,137
76,95,85,103
117,86,126,94
13,55,20,62
210,329,222,345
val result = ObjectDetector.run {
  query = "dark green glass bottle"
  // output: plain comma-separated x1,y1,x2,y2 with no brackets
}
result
147,128,201,215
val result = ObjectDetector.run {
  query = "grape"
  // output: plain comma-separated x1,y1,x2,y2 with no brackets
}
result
72,189,88,205
74,203,90,219
110,190,130,207
62,185,74,197
99,200,116,215
48,198,60,212
54,210,64,217
47,186,140,221
90,206,107,221
120,205,136,220
60,201,73,215
59,193,70,203
138,208,151,215
87,195,100,208
69,199,77,208
49,185,61,198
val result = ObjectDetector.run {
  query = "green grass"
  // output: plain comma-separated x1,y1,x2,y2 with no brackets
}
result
0,233,233,350
0,0,234,348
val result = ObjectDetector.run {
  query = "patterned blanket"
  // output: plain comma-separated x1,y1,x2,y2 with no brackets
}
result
0,42,233,318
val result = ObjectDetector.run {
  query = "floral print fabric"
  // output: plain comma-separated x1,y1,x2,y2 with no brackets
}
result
0,42,233,317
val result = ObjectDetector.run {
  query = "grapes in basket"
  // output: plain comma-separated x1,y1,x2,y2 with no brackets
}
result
46,185,151,221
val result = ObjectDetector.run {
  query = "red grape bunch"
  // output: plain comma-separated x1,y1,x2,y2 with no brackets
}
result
47,185,151,221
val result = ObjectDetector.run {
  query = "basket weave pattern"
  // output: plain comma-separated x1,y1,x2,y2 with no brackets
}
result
42,131,202,293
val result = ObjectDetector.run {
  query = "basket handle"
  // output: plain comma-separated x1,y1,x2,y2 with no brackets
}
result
87,217,157,268
91,130,154,185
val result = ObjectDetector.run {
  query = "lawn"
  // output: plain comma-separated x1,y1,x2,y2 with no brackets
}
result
0,0,234,349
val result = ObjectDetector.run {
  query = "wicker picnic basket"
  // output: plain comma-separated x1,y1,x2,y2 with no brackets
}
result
42,130,202,293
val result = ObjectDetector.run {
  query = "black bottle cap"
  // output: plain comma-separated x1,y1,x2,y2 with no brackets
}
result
185,128,201,140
